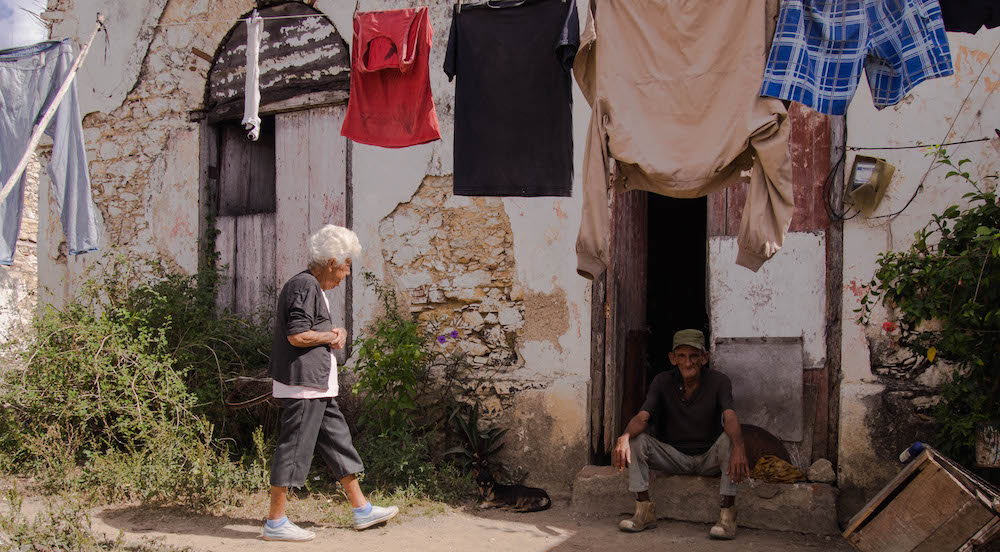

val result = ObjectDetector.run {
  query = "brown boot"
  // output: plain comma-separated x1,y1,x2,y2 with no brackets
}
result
709,506,737,539
619,500,656,532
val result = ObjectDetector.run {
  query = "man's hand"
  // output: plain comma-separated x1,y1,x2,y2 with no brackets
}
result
329,328,347,350
727,443,750,484
612,434,632,471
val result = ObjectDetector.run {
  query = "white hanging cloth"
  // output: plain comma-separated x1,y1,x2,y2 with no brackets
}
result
242,10,263,141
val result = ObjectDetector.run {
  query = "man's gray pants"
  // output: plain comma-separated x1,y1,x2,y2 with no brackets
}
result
628,432,739,497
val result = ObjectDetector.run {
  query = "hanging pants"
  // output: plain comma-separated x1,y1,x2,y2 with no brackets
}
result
0,40,99,265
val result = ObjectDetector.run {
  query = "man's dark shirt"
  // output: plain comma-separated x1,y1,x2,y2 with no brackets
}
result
640,368,734,456
268,270,333,388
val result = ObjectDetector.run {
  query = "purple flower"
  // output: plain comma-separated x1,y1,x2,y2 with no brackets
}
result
437,335,447,344
450,330,459,338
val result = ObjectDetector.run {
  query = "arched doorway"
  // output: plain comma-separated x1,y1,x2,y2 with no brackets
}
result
199,2,353,356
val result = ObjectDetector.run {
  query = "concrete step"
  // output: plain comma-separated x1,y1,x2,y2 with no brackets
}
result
570,465,841,536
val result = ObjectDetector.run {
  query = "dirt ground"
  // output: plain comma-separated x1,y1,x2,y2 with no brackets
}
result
87,500,853,552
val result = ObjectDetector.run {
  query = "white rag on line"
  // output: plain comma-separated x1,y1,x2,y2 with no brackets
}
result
242,9,263,141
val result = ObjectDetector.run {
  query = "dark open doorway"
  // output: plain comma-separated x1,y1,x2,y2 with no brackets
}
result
621,195,709,421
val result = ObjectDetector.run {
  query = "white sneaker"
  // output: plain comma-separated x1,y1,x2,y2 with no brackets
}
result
261,518,315,542
353,504,399,530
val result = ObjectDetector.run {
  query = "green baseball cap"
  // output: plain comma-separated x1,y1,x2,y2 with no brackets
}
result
672,329,705,351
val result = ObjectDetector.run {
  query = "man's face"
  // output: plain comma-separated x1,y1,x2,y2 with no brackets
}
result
669,345,706,380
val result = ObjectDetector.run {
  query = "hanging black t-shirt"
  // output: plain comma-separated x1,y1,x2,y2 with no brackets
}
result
444,0,579,197
939,0,1000,34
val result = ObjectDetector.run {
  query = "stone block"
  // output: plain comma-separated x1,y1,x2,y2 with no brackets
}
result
807,459,836,483
461,310,484,329
498,306,522,327
570,465,840,536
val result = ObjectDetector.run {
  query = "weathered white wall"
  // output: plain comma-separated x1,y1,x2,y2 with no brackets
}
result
838,27,1000,519
710,232,827,369
39,0,592,494
708,232,828,468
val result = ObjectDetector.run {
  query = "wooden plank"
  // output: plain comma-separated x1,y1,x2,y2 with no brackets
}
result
215,215,236,313
248,117,277,215
707,188,727,237
966,516,1000,549
218,123,251,216
603,277,621,452
198,121,219,272
843,451,933,536
589,273,607,458
308,104,348,231
261,212,277,315
825,114,846,468
308,105,349,363
275,110,312,285
848,464,979,552
234,214,266,315
914,499,995,552
788,103,832,232
258,90,350,118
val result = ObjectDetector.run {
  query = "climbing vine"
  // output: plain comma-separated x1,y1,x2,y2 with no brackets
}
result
859,149,1000,466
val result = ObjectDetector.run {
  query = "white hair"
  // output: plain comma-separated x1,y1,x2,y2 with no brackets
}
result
308,225,362,267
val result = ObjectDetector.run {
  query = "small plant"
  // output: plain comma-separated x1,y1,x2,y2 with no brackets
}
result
351,272,429,433
445,404,508,477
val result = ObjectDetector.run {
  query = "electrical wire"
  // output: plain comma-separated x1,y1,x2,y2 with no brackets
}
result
848,136,992,151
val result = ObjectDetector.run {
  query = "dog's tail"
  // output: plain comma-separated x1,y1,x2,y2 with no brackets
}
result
521,494,551,513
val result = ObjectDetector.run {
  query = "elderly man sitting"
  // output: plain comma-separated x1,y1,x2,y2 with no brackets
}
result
262,224,398,542
613,329,749,539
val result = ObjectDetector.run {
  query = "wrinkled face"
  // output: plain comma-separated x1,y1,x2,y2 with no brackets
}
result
669,344,706,381
330,258,352,288
316,258,352,290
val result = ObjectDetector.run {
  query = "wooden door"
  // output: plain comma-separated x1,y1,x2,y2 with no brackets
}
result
597,188,649,454
274,104,351,358
215,118,278,318
214,104,350,349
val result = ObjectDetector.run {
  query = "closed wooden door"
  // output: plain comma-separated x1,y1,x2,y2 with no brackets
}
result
215,104,350,346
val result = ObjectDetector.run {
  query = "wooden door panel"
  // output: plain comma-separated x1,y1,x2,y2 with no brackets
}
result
602,188,648,452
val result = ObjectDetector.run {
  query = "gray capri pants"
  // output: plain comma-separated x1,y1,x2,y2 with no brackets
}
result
270,397,364,488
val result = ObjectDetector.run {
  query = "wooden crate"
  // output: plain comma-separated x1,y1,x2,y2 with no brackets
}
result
843,447,1000,552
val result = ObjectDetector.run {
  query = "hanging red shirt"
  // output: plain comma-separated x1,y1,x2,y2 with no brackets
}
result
341,7,441,148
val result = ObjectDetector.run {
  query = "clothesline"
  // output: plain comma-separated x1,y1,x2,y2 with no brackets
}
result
140,13,330,27
848,137,993,151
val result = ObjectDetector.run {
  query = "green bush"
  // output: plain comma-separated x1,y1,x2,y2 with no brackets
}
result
860,149,1000,469
0,254,271,507
349,272,480,500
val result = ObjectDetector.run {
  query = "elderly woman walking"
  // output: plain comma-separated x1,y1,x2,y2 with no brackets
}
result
262,224,398,542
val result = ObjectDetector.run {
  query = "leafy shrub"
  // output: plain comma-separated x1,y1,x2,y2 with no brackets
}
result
860,149,1000,469
349,272,484,499
351,272,428,433
0,254,272,507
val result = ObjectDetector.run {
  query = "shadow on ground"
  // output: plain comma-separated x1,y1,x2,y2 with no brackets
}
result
92,500,854,552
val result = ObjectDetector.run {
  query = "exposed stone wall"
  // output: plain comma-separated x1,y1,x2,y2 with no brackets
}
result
380,176,525,375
